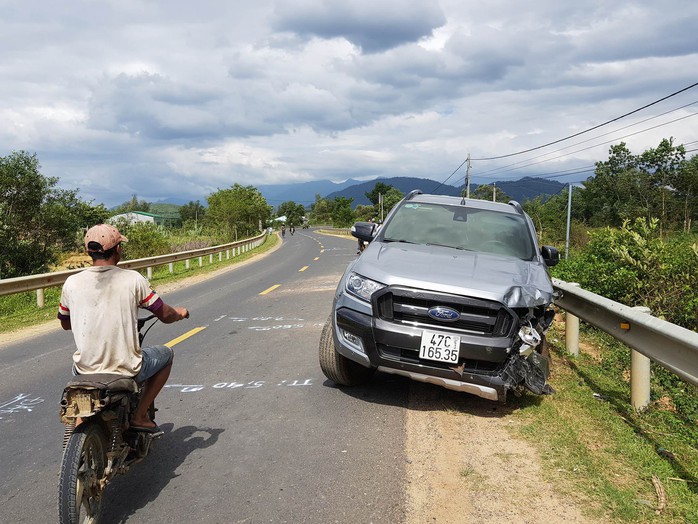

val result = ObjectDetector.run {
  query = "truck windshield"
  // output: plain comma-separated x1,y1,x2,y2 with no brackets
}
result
381,203,535,260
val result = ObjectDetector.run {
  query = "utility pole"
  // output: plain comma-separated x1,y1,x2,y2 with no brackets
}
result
465,153,471,198
565,183,572,260
493,182,496,202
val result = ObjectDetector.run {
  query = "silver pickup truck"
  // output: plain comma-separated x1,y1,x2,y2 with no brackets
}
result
319,190,560,403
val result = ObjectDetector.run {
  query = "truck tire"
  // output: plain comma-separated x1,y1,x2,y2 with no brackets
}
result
319,315,374,386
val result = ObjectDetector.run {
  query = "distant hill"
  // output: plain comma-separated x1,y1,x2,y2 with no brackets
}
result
493,177,566,202
258,179,363,206
325,177,461,207
323,176,566,208
151,176,567,211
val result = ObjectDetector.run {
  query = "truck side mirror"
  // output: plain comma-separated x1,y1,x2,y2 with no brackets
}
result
541,246,559,267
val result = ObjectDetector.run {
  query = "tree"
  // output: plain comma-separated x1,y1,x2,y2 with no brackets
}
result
205,184,271,239
672,154,698,232
365,182,395,206
277,201,306,228
180,200,206,225
470,184,511,203
365,183,403,220
638,137,686,233
0,151,109,277
308,194,332,225
330,196,355,227
354,204,376,222
112,194,151,214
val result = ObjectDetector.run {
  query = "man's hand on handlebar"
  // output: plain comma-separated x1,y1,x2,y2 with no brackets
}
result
175,306,189,320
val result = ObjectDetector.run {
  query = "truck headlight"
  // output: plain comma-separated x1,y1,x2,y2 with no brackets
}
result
346,272,385,302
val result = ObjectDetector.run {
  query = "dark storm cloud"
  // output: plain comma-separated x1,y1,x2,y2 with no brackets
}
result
271,0,446,53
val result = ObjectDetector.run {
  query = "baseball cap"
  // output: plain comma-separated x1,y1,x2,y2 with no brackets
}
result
84,224,128,252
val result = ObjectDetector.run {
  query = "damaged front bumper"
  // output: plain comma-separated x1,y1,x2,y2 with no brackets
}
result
334,301,555,403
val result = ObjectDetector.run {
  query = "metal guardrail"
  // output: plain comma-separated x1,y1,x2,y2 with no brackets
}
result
553,278,698,389
0,232,268,298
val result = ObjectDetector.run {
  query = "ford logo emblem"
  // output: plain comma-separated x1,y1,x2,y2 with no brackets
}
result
427,306,460,322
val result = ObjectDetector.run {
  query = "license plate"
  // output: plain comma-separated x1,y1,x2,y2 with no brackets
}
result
419,330,461,363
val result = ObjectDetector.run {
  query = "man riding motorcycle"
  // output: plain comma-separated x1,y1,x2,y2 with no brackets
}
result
57,224,189,432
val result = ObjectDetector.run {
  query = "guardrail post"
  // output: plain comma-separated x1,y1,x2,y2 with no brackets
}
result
226,249,230,259
169,262,174,273
209,254,213,264
147,267,153,279
631,306,652,411
37,288,45,308
565,283,580,356
198,256,203,267
219,252,222,262
186,259,190,270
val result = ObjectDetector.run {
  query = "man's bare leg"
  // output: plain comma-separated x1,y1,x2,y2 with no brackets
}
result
131,361,173,428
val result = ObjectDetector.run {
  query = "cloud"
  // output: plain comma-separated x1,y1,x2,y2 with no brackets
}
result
271,0,446,53
1,0,697,207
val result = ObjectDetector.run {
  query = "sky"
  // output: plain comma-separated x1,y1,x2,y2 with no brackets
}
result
2,0,697,208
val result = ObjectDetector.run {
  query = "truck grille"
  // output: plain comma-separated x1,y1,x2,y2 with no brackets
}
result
373,287,516,337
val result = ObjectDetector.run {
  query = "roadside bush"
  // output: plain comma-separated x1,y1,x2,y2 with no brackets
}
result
552,218,698,330
112,221,170,260
552,218,698,425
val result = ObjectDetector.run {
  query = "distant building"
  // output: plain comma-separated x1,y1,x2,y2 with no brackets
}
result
110,211,160,225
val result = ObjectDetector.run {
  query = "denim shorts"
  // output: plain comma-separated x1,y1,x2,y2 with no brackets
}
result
135,345,174,383
71,345,173,381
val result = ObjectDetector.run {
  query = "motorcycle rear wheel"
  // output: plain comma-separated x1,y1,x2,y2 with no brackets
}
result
58,423,107,524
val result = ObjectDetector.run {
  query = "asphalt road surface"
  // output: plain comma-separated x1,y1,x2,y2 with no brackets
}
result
0,230,410,523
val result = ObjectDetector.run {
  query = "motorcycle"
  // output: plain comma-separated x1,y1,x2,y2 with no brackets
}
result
58,314,163,523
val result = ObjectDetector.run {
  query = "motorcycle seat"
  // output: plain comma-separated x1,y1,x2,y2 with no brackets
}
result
66,373,138,393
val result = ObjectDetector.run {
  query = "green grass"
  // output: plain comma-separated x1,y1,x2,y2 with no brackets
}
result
509,322,698,523
0,233,278,334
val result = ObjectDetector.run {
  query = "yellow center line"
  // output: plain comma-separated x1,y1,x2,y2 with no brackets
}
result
299,266,309,272
314,257,319,261
320,249,325,253
165,326,207,348
260,284,281,295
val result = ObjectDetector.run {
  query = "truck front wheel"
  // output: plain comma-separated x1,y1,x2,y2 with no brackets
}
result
319,316,374,386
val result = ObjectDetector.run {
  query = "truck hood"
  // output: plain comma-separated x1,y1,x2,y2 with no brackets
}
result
351,242,554,308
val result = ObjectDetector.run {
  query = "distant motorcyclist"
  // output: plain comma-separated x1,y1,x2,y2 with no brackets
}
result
57,224,189,432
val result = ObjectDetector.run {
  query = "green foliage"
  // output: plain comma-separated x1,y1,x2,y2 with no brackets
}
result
0,150,109,277
110,220,170,259
354,204,376,222
470,183,512,203
365,183,403,220
552,218,698,329
179,200,206,225
111,194,151,214
277,201,306,227
205,184,271,239
330,196,355,227
577,139,690,231
365,182,394,205
307,194,356,226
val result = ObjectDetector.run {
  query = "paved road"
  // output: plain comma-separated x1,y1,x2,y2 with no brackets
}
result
0,230,409,523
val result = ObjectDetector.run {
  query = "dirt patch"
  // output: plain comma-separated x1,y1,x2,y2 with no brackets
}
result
405,384,602,524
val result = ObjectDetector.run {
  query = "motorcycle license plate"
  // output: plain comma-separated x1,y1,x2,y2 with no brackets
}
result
419,330,460,363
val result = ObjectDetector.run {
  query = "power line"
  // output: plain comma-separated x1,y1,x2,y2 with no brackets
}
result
432,82,698,192
472,81,698,161
476,111,698,179
473,100,698,178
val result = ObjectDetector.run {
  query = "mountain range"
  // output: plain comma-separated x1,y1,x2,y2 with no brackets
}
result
158,176,568,209
296,176,566,208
